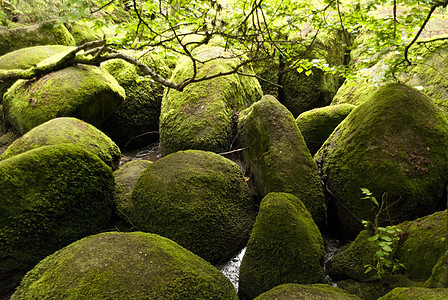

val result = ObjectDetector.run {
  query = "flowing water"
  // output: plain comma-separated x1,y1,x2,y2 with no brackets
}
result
217,248,246,291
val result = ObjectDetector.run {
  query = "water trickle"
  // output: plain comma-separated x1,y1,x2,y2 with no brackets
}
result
120,142,161,166
217,248,246,291
323,235,344,287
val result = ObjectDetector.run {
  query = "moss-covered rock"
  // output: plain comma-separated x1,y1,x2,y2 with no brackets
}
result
0,45,73,101
238,192,325,300
316,83,448,238
0,143,114,275
160,46,262,156
378,287,448,300
329,211,447,284
278,32,346,117
67,22,100,46
238,95,326,228
0,117,121,169
426,250,448,288
100,57,171,148
3,64,125,134
11,232,238,300
296,104,356,155
0,19,75,56
114,159,152,225
117,149,255,263
254,283,361,300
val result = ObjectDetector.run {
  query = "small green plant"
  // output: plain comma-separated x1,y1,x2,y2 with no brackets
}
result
360,188,406,279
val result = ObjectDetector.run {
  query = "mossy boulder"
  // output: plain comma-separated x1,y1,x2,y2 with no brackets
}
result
0,19,75,56
0,45,73,101
115,150,256,263
160,46,262,156
278,32,346,117
316,83,448,238
67,22,100,46
378,287,448,300
238,192,325,300
329,211,447,283
0,143,115,275
426,250,448,288
100,57,171,148
11,232,238,300
238,95,326,228
296,104,356,155
0,117,121,170
3,64,125,134
254,283,361,300
114,159,152,224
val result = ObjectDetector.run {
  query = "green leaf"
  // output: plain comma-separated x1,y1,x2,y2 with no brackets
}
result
305,70,312,76
383,245,392,252
368,234,379,242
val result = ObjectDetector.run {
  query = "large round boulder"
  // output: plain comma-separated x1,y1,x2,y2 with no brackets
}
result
0,144,114,275
11,232,238,300
296,103,356,155
0,45,73,100
316,83,448,238
100,57,171,148
378,287,448,300
160,46,262,156
3,64,125,134
115,149,256,263
238,192,325,300
254,283,361,300
238,95,326,228
0,19,75,56
0,117,121,169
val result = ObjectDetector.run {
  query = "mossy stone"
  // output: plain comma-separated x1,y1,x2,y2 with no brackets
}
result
238,192,325,300
0,19,75,56
0,117,121,170
0,45,73,101
426,250,448,288
254,283,361,300
160,46,262,156
316,83,448,238
114,159,152,225
11,232,238,300
296,104,356,155
238,95,326,228
378,287,448,300
329,211,447,283
0,144,114,275
3,64,125,134
100,57,170,148
118,149,256,263
67,22,100,46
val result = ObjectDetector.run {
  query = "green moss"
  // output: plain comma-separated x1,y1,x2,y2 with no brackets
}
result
3,64,125,134
0,143,114,275
0,117,121,169
160,46,262,156
114,159,152,224
238,95,326,228
426,250,448,288
100,57,170,148
316,83,448,238
118,150,255,263
11,232,238,300
254,283,361,300
238,192,325,300
378,287,448,300
67,22,100,46
296,104,356,155
0,19,75,56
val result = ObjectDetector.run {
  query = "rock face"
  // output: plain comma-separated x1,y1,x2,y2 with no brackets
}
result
11,232,238,300
0,144,114,275
378,287,448,300
159,46,262,156
238,95,326,228
115,150,256,263
316,83,448,238
238,192,325,300
254,283,361,300
0,117,121,170
0,45,73,100
0,19,75,56
296,104,356,155
329,211,447,283
3,64,125,134
100,57,170,148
